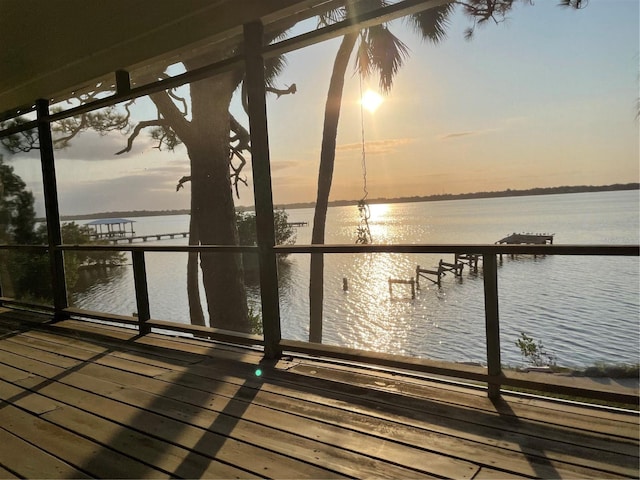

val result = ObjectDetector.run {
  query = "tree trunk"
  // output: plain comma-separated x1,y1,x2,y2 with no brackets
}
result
309,32,358,343
186,211,205,327
187,72,250,333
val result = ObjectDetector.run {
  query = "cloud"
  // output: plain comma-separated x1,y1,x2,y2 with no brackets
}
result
272,174,315,188
439,131,477,140
270,160,302,172
439,118,527,141
336,138,414,155
56,165,191,216
437,129,500,140
55,130,162,161
1,129,161,162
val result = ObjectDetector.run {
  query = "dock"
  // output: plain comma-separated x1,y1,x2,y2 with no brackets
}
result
496,233,554,259
86,218,136,240
496,233,554,245
0,308,637,479
109,232,189,244
413,233,555,290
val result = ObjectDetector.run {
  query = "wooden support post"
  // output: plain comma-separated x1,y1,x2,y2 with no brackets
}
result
132,251,151,334
388,278,415,299
342,277,348,291
115,70,131,95
36,99,68,319
416,265,442,287
440,259,464,277
244,21,282,359
483,253,502,399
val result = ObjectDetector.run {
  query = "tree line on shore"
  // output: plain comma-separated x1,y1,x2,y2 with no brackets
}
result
59,182,639,221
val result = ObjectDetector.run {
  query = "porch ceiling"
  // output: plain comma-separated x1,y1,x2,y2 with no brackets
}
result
0,0,331,116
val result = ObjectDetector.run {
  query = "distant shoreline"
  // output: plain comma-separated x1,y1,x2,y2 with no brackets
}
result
60,183,639,221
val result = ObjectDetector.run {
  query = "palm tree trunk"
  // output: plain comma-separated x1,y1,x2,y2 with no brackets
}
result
309,32,358,343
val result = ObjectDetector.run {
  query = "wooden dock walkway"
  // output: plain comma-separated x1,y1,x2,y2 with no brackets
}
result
0,308,637,479
109,232,189,244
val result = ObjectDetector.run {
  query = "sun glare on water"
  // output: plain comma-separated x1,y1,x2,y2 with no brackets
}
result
368,202,389,221
361,89,383,113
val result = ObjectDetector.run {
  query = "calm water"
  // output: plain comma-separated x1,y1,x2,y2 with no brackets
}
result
73,190,640,368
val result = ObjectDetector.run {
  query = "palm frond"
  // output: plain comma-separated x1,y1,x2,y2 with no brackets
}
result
405,3,454,44
366,25,410,93
348,0,389,17
354,32,373,78
264,55,288,88
318,6,347,27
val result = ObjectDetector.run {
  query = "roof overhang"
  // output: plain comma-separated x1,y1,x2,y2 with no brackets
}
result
0,0,335,116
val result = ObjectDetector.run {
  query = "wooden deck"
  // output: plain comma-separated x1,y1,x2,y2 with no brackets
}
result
0,308,637,479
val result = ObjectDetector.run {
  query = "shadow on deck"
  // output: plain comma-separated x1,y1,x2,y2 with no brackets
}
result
0,308,637,479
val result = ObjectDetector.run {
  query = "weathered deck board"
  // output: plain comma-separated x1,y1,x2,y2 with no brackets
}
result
0,425,91,479
0,309,637,479
0,404,168,479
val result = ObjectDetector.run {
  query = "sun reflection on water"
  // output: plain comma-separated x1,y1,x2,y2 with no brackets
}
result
331,252,419,354
366,203,394,243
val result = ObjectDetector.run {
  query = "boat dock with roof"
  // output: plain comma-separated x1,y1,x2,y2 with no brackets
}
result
85,218,188,243
86,218,135,240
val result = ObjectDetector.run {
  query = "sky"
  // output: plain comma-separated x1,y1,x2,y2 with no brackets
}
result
5,0,639,216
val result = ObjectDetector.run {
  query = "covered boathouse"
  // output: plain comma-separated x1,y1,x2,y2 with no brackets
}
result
0,1,638,478
85,218,136,240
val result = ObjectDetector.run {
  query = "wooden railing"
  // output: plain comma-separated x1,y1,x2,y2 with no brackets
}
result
1,242,638,404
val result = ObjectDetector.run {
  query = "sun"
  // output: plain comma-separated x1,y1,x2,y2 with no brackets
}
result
361,89,383,113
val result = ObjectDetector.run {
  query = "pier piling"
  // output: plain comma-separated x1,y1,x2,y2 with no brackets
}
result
389,278,415,299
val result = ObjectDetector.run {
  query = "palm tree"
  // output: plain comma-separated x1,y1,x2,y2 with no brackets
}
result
309,1,454,342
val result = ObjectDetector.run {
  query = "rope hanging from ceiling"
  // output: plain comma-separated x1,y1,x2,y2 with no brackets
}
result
355,73,372,245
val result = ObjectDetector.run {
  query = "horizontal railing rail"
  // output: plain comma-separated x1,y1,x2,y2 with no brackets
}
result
275,244,640,255
2,242,637,255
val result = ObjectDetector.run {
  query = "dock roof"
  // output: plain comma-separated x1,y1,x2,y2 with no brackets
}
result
85,218,135,226
496,233,554,244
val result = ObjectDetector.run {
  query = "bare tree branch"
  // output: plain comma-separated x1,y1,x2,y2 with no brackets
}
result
176,175,191,191
266,83,297,98
52,114,88,148
149,90,191,141
229,146,248,198
115,119,169,155
229,114,252,198
454,0,528,39
167,89,189,116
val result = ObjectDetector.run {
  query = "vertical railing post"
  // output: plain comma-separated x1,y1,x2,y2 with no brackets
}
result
483,253,502,398
115,70,131,95
36,99,68,319
243,21,282,359
132,250,151,334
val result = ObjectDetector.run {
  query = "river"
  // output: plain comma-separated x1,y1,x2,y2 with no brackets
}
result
72,190,640,368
